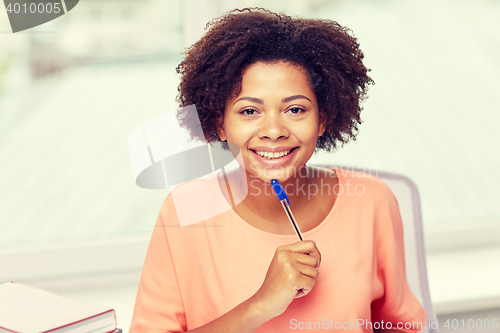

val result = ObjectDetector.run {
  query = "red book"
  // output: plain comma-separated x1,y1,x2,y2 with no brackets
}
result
0,282,116,333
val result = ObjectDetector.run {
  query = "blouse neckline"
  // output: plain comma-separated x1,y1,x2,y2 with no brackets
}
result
212,167,344,239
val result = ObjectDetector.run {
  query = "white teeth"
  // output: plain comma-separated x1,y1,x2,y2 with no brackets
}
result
254,149,292,159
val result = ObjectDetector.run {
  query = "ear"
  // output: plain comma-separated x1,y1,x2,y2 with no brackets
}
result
217,115,226,141
318,111,327,137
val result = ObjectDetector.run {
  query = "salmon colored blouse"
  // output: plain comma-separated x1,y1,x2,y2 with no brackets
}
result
130,168,426,332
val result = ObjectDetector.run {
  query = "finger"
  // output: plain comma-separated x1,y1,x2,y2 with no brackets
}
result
294,262,319,280
286,240,319,254
293,253,319,268
293,273,317,298
299,244,321,268
279,240,321,267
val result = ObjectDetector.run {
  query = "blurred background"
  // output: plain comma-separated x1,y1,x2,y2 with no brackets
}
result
1,0,499,331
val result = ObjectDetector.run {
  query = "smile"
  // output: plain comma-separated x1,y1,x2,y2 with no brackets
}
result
253,149,292,159
248,147,298,167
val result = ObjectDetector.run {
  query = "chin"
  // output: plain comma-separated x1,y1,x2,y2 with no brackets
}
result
247,165,297,184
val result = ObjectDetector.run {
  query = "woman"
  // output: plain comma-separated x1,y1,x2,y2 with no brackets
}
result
130,8,426,333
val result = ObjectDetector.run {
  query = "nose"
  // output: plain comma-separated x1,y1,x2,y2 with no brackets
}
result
257,111,289,140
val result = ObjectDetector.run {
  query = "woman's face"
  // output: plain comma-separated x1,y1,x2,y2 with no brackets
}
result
217,61,326,183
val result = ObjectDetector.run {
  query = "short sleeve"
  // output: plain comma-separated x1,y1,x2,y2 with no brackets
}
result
130,196,187,333
371,188,427,333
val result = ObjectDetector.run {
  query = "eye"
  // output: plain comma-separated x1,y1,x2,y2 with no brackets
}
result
287,107,306,115
239,108,259,116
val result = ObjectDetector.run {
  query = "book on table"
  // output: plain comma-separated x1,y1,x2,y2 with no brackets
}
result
0,282,116,333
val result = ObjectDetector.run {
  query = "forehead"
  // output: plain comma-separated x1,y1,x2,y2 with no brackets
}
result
235,60,315,99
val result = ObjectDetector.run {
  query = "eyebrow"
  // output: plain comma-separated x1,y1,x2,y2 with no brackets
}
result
232,95,311,106
282,95,311,103
233,96,263,105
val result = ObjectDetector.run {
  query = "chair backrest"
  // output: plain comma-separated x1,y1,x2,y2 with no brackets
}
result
315,165,438,333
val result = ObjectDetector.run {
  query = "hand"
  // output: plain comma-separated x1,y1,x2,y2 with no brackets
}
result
251,240,321,320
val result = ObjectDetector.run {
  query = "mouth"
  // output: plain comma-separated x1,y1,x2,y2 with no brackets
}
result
247,147,299,168
250,147,297,159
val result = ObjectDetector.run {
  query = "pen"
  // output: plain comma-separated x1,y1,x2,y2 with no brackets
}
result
271,179,304,241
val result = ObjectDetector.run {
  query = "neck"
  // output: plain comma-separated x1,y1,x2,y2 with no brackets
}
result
223,165,324,219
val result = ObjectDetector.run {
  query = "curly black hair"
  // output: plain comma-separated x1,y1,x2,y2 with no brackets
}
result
176,8,373,152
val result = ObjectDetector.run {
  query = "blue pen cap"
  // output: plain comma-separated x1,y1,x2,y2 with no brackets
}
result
271,179,290,205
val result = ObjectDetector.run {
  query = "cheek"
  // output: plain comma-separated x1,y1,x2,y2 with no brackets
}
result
295,121,321,142
225,121,252,142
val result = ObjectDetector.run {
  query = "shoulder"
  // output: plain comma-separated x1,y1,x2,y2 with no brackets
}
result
160,173,217,206
159,173,229,227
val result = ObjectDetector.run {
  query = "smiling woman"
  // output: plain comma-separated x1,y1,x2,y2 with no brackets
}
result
175,9,372,153
216,60,333,236
130,8,426,333
218,61,326,182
